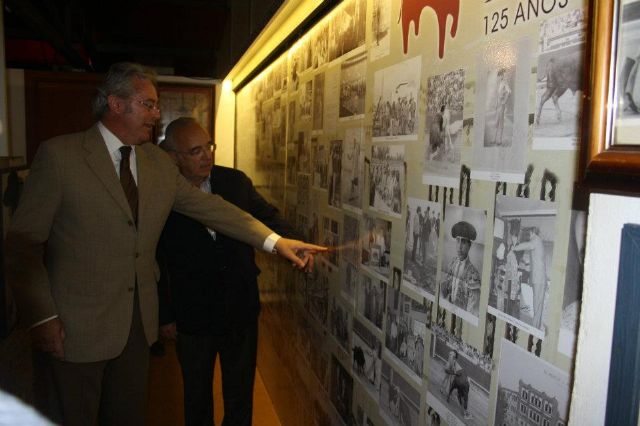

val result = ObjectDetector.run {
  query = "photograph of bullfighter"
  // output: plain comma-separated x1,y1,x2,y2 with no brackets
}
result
533,10,587,150
351,317,382,400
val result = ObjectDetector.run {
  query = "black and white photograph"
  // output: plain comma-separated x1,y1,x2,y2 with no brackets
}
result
369,145,405,218
370,0,391,61
342,214,361,267
328,139,343,208
438,205,486,326
300,80,313,119
472,38,531,183
356,404,378,426
322,216,340,268
330,296,351,354
361,215,392,279
487,195,557,339
385,273,427,382
288,45,301,92
340,52,367,120
613,0,640,145
379,358,420,426
372,56,420,141
308,211,320,245
296,131,310,174
558,209,586,357
287,99,296,145
303,259,330,328
286,134,298,186
494,339,570,426
357,272,386,332
426,325,492,426
352,317,382,401
330,355,355,425
342,262,358,305
311,24,329,69
327,0,366,62
341,127,364,212
423,69,465,188
297,173,311,215
313,73,325,131
533,9,586,150
323,67,340,135
403,197,441,300
311,137,329,190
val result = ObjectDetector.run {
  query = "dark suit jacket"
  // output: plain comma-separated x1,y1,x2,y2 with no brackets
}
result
158,165,297,335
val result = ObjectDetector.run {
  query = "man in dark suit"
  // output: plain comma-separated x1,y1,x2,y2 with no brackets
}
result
157,117,296,425
4,63,323,426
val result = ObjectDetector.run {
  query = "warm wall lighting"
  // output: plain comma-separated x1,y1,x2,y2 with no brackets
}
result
222,79,233,92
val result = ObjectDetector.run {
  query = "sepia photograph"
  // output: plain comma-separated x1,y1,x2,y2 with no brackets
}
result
369,145,405,218
328,139,343,208
311,24,329,69
313,73,325,131
361,215,392,279
342,262,358,305
342,214,361,266
352,317,382,401
370,0,391,61
438,205,486,326
341,127,364,212
558,209,586,357
302,259,330,327
379,358,421,426
494,339,570,426
296,131,310,174
330,355,354,425
472,38,532,183
330,296,351,354
403,197,441,300
327,0,366,62
300,80,313,119
385,271,427,381
487,195,557,340
322,216,340,268
426,325,492,426
423,69,465,188
297,173,311,216
340,52,367,120
533,9,586,150
357,272,386,332
372,56,421,141
311,137,329,190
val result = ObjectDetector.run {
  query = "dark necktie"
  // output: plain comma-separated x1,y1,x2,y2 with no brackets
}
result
119,146,138,222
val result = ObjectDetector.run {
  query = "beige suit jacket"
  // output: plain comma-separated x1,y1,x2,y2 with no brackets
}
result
4,125,272,362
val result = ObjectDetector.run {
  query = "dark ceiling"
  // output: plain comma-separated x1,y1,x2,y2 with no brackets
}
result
3,0,284,78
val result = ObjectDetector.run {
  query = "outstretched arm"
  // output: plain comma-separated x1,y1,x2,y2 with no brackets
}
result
274,238,326,271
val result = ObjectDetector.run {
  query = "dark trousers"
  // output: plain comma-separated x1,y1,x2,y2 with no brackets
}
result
176,321,258,426
33,289,150,426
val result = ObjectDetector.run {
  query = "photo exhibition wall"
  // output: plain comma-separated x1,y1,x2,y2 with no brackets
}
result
235,0,587,424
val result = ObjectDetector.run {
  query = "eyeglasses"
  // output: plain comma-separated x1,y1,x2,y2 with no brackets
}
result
170,142,216,157
134,99,161,112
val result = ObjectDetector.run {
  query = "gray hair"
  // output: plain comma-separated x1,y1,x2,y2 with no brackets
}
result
161,117,199,151
92,62,157,119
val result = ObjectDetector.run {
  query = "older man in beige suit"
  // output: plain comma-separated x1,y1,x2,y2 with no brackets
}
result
4,63,323,426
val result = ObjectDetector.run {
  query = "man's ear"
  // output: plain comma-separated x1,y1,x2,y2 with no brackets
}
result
107,95,124,114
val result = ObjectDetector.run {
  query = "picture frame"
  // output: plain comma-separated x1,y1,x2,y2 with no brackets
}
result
583,0,640,190
155,83,214,144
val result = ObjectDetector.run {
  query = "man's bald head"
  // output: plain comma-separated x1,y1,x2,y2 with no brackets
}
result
161,117,214,186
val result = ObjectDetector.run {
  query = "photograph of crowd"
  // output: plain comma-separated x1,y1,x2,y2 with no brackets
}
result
533,10,586,150
385,269,427,380
370,0,391,61
342,262,358,305
352,317,382,401
313,73,325,131
439,205,487,326
322,216,340,268
328,139,343,208
327,0,366,62
372,56,420,140
341,127,364,211
357,272,386,332
330,296,351,354
379,358,420,426
330,355,354,425
311,138,329,189
494,339,570,426
369,145,404,217
403,197,441,299
342,214,360,266
488,195,557,339
361,215,392,279
423,69,465,188
426,325,492,426
340,53,367,120
558,210,586,357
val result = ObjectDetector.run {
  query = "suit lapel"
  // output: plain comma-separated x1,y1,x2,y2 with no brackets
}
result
136,146,154,225
82,125,135,221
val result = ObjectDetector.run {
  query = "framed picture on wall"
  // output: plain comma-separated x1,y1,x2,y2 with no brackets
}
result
583,0,640,190
155,83,214,144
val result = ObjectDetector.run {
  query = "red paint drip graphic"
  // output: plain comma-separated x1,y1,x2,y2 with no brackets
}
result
400,0,460,58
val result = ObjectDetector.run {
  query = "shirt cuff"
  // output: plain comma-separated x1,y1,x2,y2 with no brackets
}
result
29,315,59,330
263,232,281,253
